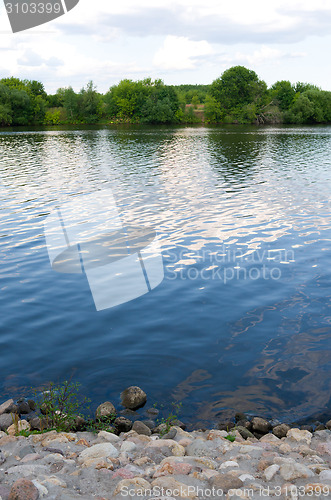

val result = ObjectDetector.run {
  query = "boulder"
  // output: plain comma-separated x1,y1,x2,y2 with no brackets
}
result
114,416,132,433
251,417,271,434
0,413,13,431
132,421,151,436
8,479,39,500
121,386,147,410
95,401,116,420
272,423,291,439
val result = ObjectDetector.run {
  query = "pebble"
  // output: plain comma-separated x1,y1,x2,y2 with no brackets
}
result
0,403,331,499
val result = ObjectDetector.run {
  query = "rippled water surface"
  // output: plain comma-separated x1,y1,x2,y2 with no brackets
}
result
0,125,330,426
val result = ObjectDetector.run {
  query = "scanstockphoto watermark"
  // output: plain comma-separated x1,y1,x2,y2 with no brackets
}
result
166,247,295,284
4,0,79,33
119,484,331,498
120,485,256,498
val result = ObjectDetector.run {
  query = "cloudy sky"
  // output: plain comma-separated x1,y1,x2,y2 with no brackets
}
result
0,0,331,94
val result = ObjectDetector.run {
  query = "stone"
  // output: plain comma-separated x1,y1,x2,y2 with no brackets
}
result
251,417,271,434
279,462,314,480
319,470,331,481
146,407,159,417
264,464,280,481
218,421,235,432
114,416,132,433
18,444,35,458
31,481,48,498
29,417,47,431
259,433,280,444
236,426,254,440
113,467,135,479
0,485,11,499
219,460,239,470
162,428,177,440
27,400,36,411
17,401,31,415
153,423,168,434
121,441,137,453
147,439,185,457
325,420,331,430
78,443,119,464
239,474,255,482
8,478,39,500
132,421,152,436
210,474,244,493
7,419,30,436
301,424,314,432
121,386,147,410
151,477,197,499
0,413,13,430
95,401,116,420
235,412,247,422
286,428,312,445
0,399,16,415
0,451,5,465
272,423,291,439
96,430,120,444
186,438,217,457
113,478,151,497
40,476,67,488
154,462,192,477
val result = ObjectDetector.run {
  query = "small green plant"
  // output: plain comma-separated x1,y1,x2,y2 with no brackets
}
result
157,402,182,437
86,414,116,434
34,380,91,432
224,434,236,442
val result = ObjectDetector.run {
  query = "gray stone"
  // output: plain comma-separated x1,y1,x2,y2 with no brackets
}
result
141,419,155,430
18,445,35,459
162,428,177,440
301,424,314,433
210,473,243,493
27,400,36,411
279,462,314,480
325,419,331,430
17,401,31,415
186,438,217,457
78,442,119,463
132,421,152,436
95,401,116,420
273,423,291,439
146,407,159,417
0,413,13,430
0,485,10,499
235,412,247,422
114,416,132,433
251,417,271,434
121,386,147,410
0,451,6,465
236,425,254,440
0,399,16,415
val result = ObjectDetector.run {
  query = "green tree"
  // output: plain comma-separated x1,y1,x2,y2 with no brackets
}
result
210,66,268,111
270,80,296,111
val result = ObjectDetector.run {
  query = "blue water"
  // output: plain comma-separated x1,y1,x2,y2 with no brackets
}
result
0,125,330,427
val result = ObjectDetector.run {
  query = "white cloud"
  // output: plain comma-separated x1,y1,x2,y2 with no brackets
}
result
153,35,212,70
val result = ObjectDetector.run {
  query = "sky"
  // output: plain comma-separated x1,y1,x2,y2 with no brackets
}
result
0,0,331,94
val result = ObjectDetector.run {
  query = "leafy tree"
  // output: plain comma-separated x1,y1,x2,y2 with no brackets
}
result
78,81,102,122
210,66,268,111
270,80,296,111
62,86,79,121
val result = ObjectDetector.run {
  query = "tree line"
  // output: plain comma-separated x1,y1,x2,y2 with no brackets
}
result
0,67,331,127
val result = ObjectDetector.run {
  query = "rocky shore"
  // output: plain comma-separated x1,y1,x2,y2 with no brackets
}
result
1,387,331,499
